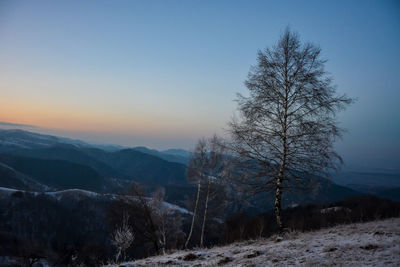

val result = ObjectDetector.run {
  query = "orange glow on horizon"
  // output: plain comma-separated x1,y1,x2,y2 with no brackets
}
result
0,96,207,139
0,97,151,133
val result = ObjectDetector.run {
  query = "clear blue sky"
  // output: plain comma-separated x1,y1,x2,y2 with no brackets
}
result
0,0,399,170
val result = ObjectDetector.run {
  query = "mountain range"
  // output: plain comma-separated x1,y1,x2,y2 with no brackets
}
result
0,129,189,193
0,128,398,212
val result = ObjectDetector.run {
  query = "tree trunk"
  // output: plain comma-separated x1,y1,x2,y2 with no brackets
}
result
132,185,160,253
274,175,283,232
160,221,166,255
115,248,121,263
162,233,166,255
185,180,201,248
147,208,160,253
275,150,286,232
275,73,288,233
200,177,211,247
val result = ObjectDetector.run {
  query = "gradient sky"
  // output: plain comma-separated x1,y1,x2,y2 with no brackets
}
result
0,0,399,170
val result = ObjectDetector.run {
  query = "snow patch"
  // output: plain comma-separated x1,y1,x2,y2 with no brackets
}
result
320,206,351,214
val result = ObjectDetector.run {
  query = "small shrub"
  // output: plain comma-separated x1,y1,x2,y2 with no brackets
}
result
245,251,261,258
218,256,232,265
183,253,198,261
360,244,379,250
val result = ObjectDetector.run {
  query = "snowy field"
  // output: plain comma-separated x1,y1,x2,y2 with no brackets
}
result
113,217,400,266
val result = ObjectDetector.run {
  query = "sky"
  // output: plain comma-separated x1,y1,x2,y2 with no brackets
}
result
0,0,399,170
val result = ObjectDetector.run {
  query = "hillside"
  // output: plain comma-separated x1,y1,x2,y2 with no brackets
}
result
0,129,189,186
91,148,188,185
0,162,50,191
133,146,189,165
115,217,400,266
0,186,192,266
9,145,120,177
0,154,113,192
0,128,122,151
0,187,190,214
233,176,360,215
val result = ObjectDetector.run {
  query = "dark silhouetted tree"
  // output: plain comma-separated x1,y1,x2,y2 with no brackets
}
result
228,28,352,231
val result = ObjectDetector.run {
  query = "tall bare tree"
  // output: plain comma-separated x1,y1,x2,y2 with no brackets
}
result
228,28,352,231
184,139,207,248
185,136,228,248
150,187,185,254
199,135,227,247
130,184,160,253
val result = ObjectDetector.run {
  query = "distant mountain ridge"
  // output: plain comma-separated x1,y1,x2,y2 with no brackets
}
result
0,129,190,163
162,148,190,158
133,146,189,165
0,128,397,210
0,128,123,151
0,162,50,191
85,148,188,185
0,154,115,192
332,170,400,197
0,129,189,190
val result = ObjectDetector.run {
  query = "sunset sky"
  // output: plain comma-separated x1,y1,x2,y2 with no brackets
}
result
0,0,399,169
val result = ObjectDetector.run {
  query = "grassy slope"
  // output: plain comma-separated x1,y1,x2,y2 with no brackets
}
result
115,218,400,266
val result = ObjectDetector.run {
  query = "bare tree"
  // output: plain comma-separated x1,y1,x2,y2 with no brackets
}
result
184,139,207,248
185,136,228,248
111,213,134,263
150,187,185,254
255,216,265,238
228,28,352,232
130,184,160,254
199,135,227,247
150,187,168,254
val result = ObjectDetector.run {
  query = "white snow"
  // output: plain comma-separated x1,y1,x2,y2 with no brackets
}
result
0,187,19,196
0,186,191,215
320,206,351,214
112,217,400,266
45,189,100,200
162,201,191,215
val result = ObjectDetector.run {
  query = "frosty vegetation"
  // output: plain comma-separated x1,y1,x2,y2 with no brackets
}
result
111,218,400,266
111,213,134,262
226,28,352,231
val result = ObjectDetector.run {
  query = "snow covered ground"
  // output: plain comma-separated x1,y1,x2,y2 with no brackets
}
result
114,217,400,266
0,187,191,214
